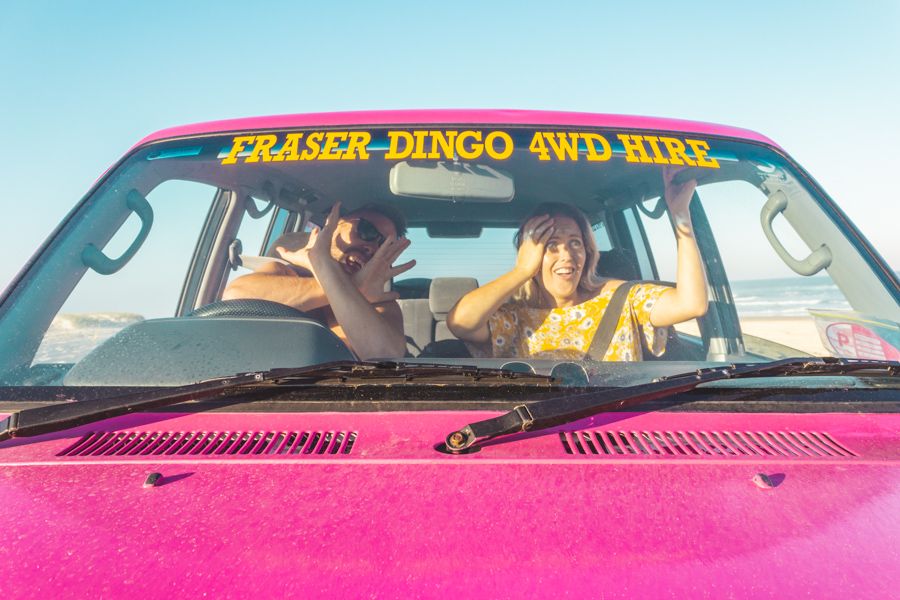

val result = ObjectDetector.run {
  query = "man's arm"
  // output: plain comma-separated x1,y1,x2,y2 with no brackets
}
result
307,204,411,360
222,261,331,312
327,300,406,356
310,245,407,359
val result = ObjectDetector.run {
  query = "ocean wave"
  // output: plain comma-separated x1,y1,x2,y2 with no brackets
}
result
50,312,145,330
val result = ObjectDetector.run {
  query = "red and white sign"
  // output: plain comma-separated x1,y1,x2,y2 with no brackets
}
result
825,322,900,360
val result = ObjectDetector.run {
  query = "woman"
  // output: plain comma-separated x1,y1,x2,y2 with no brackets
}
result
446,167,708,361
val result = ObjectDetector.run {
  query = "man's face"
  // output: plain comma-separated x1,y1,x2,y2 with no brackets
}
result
330,210,397,274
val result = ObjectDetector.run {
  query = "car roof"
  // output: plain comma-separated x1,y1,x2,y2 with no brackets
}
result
135,109,779,149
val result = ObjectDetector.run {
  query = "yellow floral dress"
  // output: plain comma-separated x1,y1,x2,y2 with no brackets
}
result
487,283,671,361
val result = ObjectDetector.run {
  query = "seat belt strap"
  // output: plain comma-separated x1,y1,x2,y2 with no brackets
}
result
586,282,634,362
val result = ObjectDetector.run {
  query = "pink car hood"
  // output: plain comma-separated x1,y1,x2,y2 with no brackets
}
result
1,409,898,598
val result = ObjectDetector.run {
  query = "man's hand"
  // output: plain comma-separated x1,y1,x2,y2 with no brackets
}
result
274,236,314,272
307,202,342,270
352,236,416,304
275,203,342,272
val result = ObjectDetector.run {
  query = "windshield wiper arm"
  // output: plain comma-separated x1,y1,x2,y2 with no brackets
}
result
444,357,899,453
0,361,552,443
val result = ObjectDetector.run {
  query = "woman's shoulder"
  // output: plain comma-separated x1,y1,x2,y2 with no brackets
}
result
580,279,665,309
592,279,671,297
581,278,627,302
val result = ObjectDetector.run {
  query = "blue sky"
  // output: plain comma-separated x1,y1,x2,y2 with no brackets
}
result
1,0,898,292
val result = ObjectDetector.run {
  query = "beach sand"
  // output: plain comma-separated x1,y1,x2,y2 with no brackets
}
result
675,316,828,356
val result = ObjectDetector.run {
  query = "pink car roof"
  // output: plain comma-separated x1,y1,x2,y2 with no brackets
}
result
135,109,780,148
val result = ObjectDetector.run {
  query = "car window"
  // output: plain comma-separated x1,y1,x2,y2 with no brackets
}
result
402,227,517,283
4,125,896,388
225,196,279,286
32,180,216,365
696,180,852,356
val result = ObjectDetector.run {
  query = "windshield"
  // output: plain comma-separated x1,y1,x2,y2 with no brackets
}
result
1,125,897,389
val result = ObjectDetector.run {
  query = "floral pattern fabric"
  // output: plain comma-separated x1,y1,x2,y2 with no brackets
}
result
487,283,671,361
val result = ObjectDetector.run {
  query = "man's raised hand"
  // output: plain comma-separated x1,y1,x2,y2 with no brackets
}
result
352,236,416,304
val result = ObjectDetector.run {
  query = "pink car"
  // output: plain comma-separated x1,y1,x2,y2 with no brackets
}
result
1,110,898,597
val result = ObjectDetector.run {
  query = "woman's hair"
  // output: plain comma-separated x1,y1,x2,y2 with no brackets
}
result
512,202,603,306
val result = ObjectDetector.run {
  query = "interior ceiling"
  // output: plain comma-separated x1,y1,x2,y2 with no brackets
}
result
191,156,664,225
156,148,754,227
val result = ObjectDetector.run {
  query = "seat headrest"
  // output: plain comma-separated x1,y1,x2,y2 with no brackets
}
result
597,248,640,280
429,277,478,317
392,277,432,299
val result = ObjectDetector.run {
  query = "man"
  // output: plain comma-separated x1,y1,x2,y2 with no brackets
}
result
224,202,414,359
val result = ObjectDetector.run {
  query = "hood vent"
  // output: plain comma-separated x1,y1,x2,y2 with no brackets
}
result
59,430,357,457
561,430,854,458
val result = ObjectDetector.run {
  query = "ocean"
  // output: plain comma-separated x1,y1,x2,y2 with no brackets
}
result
730,276,851,317
32,277,863,364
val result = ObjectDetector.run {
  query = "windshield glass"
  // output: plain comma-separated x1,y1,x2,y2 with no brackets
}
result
2,125,897,389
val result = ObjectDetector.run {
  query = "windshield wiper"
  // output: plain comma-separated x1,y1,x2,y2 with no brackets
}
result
0,361,552,443
444,357,900,453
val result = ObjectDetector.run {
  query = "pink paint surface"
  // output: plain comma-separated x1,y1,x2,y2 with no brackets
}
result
132,109,779,148
1,409,898,598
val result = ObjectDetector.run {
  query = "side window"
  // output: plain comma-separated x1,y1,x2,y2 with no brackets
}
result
696,180,847,357
622,207,656,279
593,221,613,251
34,180,216,364
225,196,279,285
636,196,676,281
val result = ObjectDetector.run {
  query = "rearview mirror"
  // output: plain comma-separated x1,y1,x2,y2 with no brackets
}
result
389,161,514,202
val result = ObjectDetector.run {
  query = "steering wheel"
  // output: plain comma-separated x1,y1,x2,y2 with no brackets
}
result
188,299,358,360
189,299,317,320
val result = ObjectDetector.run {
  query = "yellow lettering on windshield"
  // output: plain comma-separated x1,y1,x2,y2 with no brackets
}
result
529,132,550,160
428,130,457,159
272,133,303,162
484,131,514,160
386,131,414,160
659,137,697,167
319,132,348,160
219,130,720,168
221,135,256,165
686,139,719,168
582,133,612,162
300,132,324,160
344,131,371,160
617,134,654,164
245,135,277,163
456,130,482,160
545,133,580,161
641,136,672,165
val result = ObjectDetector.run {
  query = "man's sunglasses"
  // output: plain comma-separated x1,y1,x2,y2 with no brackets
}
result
354,218,386,247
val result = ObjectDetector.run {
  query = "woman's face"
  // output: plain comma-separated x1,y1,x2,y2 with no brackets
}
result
537,215,586,306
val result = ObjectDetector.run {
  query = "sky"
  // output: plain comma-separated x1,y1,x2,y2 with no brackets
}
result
1,0,898,295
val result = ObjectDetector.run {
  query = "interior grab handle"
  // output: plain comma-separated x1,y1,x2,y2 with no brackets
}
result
760,190,831,276
636,196,667,219
245,194,274,219
82,189,154,275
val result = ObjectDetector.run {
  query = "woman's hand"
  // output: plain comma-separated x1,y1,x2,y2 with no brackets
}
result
662,166,697,233
514,215,554,278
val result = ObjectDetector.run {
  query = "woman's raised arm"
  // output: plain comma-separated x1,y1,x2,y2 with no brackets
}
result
649,167,709,328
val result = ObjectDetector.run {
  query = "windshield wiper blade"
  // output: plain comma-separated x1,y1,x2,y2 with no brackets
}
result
444,357,899,453
0,361,553,443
